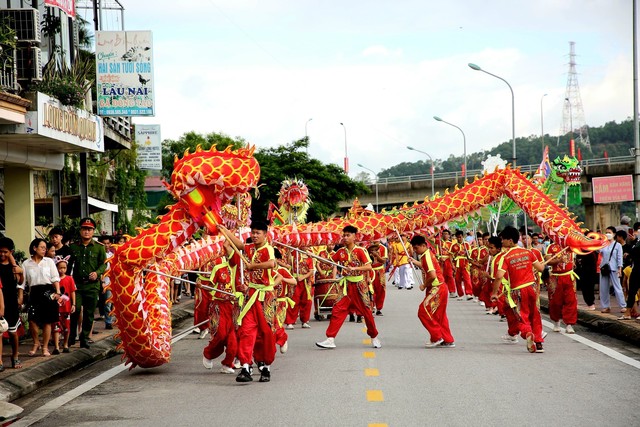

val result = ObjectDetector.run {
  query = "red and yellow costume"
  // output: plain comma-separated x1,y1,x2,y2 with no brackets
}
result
470,244,489,298
324,245,378,338
437,239,457,294
451,240,473,297
236,243,277,366
417,248,454,344
546,243,578,326
202,255,240,368
285,251,314,325
275,264,295,347
369,243,388,311
496,247,544,343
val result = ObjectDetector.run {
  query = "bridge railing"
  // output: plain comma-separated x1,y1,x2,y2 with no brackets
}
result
365,156,634,186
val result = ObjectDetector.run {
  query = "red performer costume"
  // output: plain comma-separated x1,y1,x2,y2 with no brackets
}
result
202,253,239,372
274,257,296,350
451,231,473,298
369,242,389,314
411,235,455,347
285,250,314,327
225,223,277,383
437,231,457,295
546,243,578,330
316,226,381,349
491,227,545,353
470,244,488,299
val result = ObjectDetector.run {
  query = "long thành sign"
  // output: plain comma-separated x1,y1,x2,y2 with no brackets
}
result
592,175,634,204
96,31,155,117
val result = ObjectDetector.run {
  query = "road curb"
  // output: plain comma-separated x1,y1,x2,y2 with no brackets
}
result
539,296,640,346
0,305,194,404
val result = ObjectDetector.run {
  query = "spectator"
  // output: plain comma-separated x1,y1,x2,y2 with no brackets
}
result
575,231,598,310
620,222,640,320
616,215,631,235
0,237,24,369
48,227,72,258
531,233,545,253
599,226,625,314
68,218,107,349
53,256,76,352
22,238,61,357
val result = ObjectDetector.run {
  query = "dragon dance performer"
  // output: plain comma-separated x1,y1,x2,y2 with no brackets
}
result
221,222,278,383
410,235,455,348
491,226,545,353
546,242,577,334
437,229,457,297
316,225,382,349
368,241,389,316
390,234,413,290
201,247,240,374
469,233,489,304
274,248,297,354
285,247,315,329
451,230,473,300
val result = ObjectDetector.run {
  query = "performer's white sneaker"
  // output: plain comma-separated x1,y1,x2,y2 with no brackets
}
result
372,337,382,348
553,322,561,332
280,341,288,354
316,337,336,349
198,329,209,340
565,324,575,334
425,338,444,348
220,365,235,374
285,324,294,330
302,322,311,329
202,356,214,369
501,334,518,344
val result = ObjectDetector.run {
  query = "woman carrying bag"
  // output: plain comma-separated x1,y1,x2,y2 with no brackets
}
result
22,238,61,357
598,227,625,314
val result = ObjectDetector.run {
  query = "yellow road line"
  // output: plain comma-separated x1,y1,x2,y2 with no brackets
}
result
368,424,388,427
362,327,367,333
365,368,379,377
366,390,384,401
362,338,372,345
363,351,376,359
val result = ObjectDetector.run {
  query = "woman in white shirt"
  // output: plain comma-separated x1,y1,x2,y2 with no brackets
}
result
22,238,61,357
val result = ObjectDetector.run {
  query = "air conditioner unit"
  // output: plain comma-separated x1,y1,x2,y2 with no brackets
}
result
16,47,43,81
0,8,41,43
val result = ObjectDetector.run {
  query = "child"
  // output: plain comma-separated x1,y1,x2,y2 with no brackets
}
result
53,256,76,353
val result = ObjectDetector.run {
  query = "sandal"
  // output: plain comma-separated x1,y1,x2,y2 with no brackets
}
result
28,344,41,356
0,364,4,372
11,359,22,369
42,349,51,357
617,316,632,320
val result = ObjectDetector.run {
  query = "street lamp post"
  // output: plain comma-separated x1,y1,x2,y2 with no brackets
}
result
406,146,435,197
468,63,516,167
305,118,313,155
340,122,348,174
357,163,378,212
433,116,466,179
540,93,547,156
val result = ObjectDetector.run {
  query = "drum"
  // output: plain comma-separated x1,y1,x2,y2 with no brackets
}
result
313,278,341,320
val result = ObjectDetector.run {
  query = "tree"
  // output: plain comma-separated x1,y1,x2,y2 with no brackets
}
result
253,138,369,222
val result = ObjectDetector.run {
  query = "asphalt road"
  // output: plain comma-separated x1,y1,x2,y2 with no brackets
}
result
12,287,640,427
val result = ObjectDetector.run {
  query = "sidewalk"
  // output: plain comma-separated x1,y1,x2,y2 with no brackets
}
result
0,299,195,407
539,288,640,345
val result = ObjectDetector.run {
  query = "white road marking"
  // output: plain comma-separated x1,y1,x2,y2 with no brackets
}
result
542,319,640,370
12,329,193,426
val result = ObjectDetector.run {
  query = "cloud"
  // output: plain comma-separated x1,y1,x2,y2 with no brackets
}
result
361,45,403,58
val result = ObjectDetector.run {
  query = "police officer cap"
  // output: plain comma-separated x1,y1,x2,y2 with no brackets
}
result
80,217,96,229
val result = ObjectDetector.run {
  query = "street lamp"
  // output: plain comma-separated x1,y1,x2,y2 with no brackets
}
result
433,116,466,179
357,163,378,212
340,122,348,173
540,93,547,156
305,118,313,155
406,146,435,197
468,63,516,167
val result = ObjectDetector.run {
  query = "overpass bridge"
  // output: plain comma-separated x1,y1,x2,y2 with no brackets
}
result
340,156,636,232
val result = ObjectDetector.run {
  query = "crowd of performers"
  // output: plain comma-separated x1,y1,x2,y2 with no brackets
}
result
193,221,586,384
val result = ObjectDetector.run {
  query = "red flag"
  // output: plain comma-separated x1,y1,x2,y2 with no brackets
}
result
603,150,608,159
577,148,582,161
569,139,575,157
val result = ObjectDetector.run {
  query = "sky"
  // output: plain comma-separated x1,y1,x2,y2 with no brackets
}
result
88,0,634,178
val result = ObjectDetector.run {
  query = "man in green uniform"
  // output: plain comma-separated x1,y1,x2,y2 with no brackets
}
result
68,217,107,349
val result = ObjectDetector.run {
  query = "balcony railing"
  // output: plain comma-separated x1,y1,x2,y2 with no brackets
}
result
0,49,19,92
